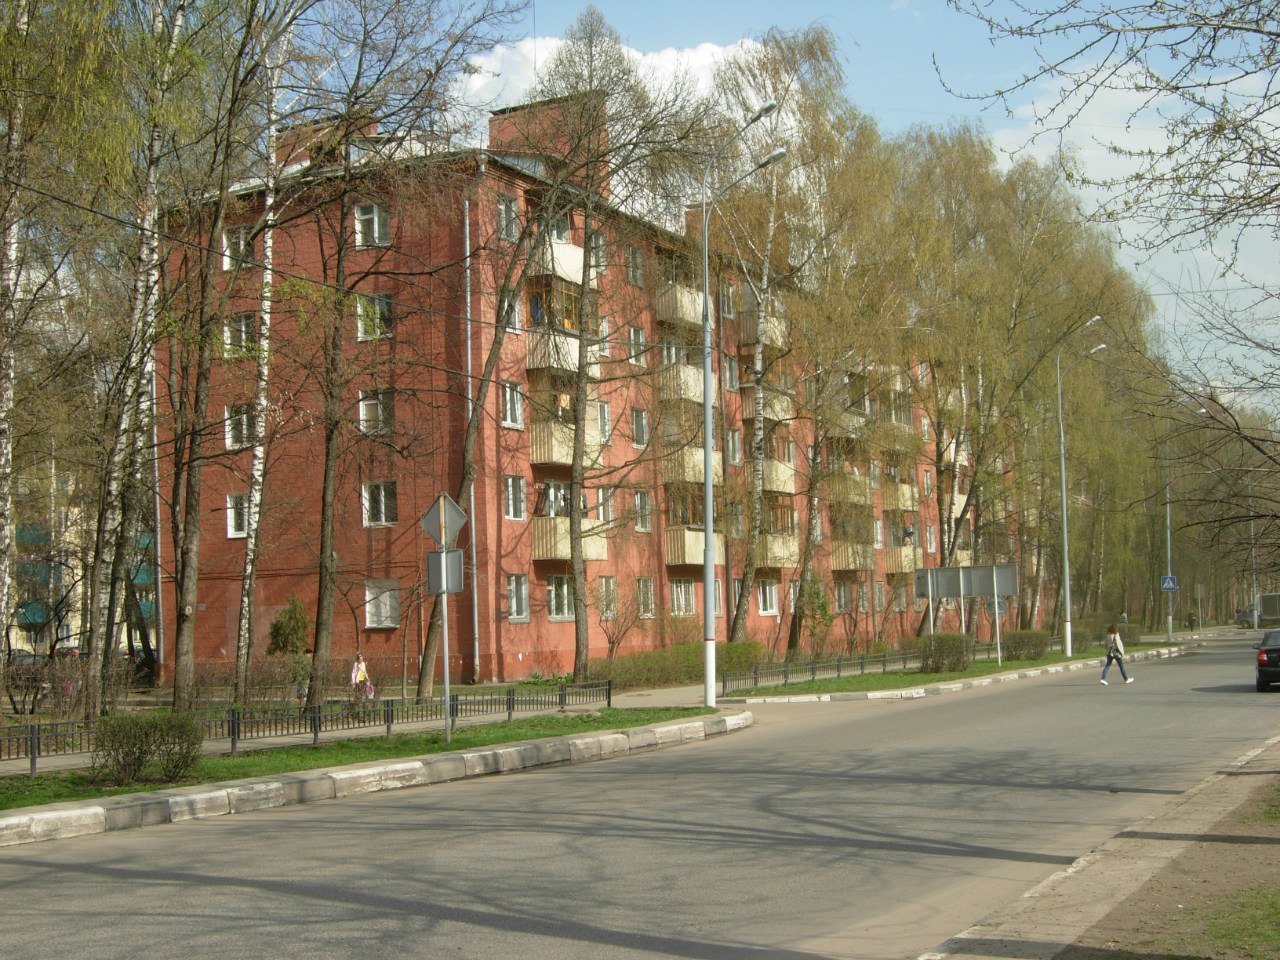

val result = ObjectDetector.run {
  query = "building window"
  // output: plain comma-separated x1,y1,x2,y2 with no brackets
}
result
354,201,389,247
597,486,614,523
547,575,574,620
921,415,931,441
544,213,569,240
507,574,529,622
859,582,870,613
497,193,519,241
714,578,723,616
356,293,393,340
588,229,606,274
365,579,400,628
927,524,937,554
666,488,705,528
221,225,251,271
834,581,853,614
634,490,652,532
597,401,612,443
671,578,695,617
923,469,934,497
358,389,394,434
728,502,746,539
500,382,524,428
500,293,521,330
724,356,740,391
225,403,256,450
224,312,256,353
757,579,779,616
597,316,611,356
227,492,249,538
893,580,908,612
537,480,571,518
503,476,526,521
636,576,655,618
597,576,617,620
631,407,649,447
719,283,735,318
874,580,887,612
627,325,646,365
625,245,644,286
873,513,884,548
727,428,742,465
363,481,398,527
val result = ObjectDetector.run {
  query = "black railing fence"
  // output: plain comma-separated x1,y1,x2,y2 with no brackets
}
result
0,680,611,776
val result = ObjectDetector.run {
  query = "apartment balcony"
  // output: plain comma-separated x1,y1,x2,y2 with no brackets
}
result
883,544,917,575
825,472,871,505
531,516,608,562
662,446,723,485
655,282,702,331
738,301,786,351
658,363,715,406
741,383,792,422
530,236,596,287
761,533,800,569
881,481,918,513
526,327,581,374
830,404,868,437
952,548,973,567
663,526,725,567
830,540,873,572
762,458,796,494
529,418,602,467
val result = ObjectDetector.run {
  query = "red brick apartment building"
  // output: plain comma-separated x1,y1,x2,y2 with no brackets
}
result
157,99,987,683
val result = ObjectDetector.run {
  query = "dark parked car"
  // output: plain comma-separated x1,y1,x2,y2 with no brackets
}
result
1253,631,1280,691
1237,606,1257,628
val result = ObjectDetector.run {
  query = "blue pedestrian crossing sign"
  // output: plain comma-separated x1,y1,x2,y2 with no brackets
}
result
1160,575,1178,592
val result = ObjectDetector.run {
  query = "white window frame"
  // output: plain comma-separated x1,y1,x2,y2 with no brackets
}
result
727,428,742,465
365,579,400,628
356,293,393,341
835,581,853,614
719,283,735,318
358,389,393,434
541,480,571,518
588,229,606,274
874,580,887,612
503,475,526,521
547,574,574,621
625,245,644,286
500,293,522,330
757,579,779,617
497,193,519,241
927,524,937,554
225,403,256,450
500,381,524,428
597,401,611,443
354,201,389,247
873,513,884,548
634,490,652,532
226,492,249,538
597,576,617,621
224,312,256,352
724,356,739,391
507,574,529,622
636,576,655,619
631,407,649,448
627,325,646,366
362,481,398,527
221,225,250,271
671,578,695,617
597,486,614,523
714,578,723,617
597,316,611,356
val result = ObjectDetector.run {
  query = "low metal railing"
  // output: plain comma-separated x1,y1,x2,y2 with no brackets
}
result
0,680,612,775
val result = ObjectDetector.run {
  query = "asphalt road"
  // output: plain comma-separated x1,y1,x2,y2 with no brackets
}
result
3,635,1275,960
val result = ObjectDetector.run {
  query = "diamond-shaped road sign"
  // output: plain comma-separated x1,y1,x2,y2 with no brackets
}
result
421,493,467,547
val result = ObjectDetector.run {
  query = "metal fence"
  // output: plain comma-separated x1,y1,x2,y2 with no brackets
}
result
0,680,611,776
719,639,1072,696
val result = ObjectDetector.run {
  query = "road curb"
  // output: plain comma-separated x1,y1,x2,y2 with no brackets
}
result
723,644,1200,704
0,710,753,849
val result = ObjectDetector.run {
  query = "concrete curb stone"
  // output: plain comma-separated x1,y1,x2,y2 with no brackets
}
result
0,710,753,849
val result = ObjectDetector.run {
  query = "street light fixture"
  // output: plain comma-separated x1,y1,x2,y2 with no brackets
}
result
1055,319,1105,657
701,104,784,709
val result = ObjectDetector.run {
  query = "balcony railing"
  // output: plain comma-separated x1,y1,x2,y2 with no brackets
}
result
762,458,796,494
526,327,587,375
530,236,595,287
658,363,714,406
761,533,800,568
742,383,792,422
662,446,723,485
738,305,786,350
830,540,873,571
825,472,871,504
882,544,917,574
531,516,608,561
663,527,725,566
655,282,701,329
881,481,918,512
529,419,602,467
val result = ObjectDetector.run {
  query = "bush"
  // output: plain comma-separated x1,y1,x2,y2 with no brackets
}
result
588,640,767,689
267,597,311,656
1003,630,1050,660
91,713,205,785
918,632,970,673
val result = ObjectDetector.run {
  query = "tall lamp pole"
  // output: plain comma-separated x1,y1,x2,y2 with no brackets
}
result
701,103,784,708
1055,321,1105,657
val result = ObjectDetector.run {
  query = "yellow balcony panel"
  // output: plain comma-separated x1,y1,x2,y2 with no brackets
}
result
529,419,602,467
655,282,701,330
881,481,918,513
825,472,871,505
830,540,873,572
662,527,726,566
531,516,608,562
761,533,800,569
662,446,723,485
883,544,917,574
762,458,796,494
658,363,715,406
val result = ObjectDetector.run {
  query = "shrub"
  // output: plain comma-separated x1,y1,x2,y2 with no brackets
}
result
918,632,970,673
588,640,767,689
1002,629,1050,660
267,597,311,657
91,713,205,785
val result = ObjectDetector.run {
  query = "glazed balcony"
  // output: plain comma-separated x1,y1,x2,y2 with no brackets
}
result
663,526,725,566
531,516,608,562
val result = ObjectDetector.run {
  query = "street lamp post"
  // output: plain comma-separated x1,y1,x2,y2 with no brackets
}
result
1055,321,1105,657
701,104,784,709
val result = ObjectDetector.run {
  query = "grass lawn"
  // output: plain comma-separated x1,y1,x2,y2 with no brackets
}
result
0,706,711,812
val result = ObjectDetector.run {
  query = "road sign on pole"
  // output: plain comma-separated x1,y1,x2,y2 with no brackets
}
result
420,493,468,745
421,493,467,548
1161,575,1178,592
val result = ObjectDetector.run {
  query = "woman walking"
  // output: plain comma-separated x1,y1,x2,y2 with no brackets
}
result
1101,624,1133,685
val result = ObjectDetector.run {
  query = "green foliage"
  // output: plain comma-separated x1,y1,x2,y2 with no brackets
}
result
91,713,205,785
588,640,767,689
918,632,970,672
267,596,311,656
1002,630,1050,660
